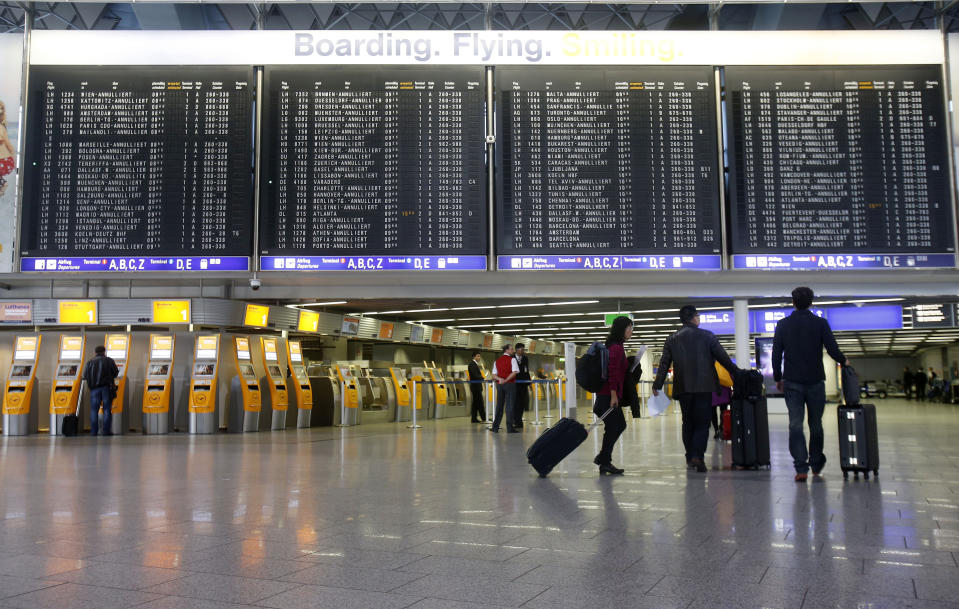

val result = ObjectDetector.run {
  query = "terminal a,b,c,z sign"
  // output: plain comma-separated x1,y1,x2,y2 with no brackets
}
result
582,257,622,270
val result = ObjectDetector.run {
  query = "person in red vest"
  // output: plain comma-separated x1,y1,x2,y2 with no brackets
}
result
491,344,520,433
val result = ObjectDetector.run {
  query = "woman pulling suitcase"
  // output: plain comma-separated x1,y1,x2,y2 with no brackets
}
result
592,316,632,475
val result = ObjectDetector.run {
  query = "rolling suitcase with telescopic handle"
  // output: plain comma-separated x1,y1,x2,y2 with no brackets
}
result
837,365,879,480
527,407,613,478
61,380,83,437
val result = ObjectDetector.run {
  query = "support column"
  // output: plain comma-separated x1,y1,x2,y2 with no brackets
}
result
734,299,750,367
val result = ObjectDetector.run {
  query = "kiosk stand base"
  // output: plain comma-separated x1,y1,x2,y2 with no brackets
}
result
50,413,65,436
189,412,216,434
4,413,31,436
143,412,169,434
271,410,286,431
296,408,310,428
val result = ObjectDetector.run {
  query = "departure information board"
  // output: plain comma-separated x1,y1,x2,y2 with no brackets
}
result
260,67,487,272
727,66,956,270
20,67,254,272
496,66,722,271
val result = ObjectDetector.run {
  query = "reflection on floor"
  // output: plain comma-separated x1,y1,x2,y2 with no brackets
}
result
0,398,957,609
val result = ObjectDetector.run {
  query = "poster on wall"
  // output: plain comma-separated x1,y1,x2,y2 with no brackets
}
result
0,34,22,273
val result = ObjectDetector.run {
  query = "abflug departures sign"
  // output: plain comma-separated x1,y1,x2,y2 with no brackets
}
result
495,66,722,271
19,66,254,272
726,65,955,270
258,66,487,272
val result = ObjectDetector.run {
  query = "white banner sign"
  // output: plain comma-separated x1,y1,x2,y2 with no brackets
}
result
0,33,23,274
31,30,944,67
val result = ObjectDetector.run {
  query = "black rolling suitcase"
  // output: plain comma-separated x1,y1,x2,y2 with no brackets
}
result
527,407,612,478
838,365,879,480
730,397,770,468
61,380,84,437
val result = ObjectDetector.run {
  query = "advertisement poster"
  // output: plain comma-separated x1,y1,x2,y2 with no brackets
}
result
0,34,22,273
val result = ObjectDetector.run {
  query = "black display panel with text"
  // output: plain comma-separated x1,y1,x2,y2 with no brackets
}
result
495,66,722,271
20,66,254,272
727,66,956,270
260,66,487,272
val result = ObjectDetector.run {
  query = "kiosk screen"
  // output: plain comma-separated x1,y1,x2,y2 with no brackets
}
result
193,363,215,377
268,365,282,377
10,365,32,378
239,364,255,377
148,363,170,376
56,364,78,377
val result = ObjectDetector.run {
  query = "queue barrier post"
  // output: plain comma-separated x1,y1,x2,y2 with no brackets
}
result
408,379,422,430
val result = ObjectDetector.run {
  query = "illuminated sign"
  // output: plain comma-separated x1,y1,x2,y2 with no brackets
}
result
58,300,97,324
153,300,191,324
297,309,319,332
244,304,269,327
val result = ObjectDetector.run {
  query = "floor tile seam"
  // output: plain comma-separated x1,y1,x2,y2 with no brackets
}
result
38,564,194,589
383,571,431,593
232,581,306,606
0,580,66,603
507,562,543,583
516,583,552,608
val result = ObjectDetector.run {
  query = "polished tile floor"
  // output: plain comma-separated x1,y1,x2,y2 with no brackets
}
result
0,398,958,609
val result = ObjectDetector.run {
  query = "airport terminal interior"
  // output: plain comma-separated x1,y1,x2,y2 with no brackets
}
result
4,1,959,608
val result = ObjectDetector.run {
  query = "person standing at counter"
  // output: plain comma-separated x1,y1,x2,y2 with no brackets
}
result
82,346,119,436
491,344,519,433
513,343,531,429
468,351,486,423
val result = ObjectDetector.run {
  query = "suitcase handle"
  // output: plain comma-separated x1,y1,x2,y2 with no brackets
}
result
75,380,85,417
587,407,615,432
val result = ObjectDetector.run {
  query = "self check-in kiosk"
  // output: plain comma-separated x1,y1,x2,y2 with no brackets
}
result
101,334,130,435
389,367,412,422
142,334,175,434
3,335,41,436
334,364,359,426
188,335,219,434
424,362,449,418
259,337,288,431
306,364,338,426
286,340,311,428
228,337,261,432
49,335,85,436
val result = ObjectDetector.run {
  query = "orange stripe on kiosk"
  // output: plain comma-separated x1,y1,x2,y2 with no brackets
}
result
229,337,261,433
142,335,175,435
260,337,289,431
287,341,312,429
49,335,85,436
3,335,42,436
189,334,219,434
334,364,359,427
101,334,130,435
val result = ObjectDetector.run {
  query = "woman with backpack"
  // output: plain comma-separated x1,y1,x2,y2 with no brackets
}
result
593,316,632,475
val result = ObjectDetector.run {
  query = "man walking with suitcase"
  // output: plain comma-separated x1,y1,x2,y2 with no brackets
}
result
652,305,739,473
82,345,119,436
773,287,849,482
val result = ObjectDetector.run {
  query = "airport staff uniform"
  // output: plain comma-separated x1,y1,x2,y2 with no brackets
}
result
491,354,520,433
468,359,486,422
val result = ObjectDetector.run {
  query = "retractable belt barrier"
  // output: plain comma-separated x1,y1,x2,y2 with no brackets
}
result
409,379,565,430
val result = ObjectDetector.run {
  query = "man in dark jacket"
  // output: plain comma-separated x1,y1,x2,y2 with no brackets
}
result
82,345,119,436
903,366,912,399
513,343,531,429
773,287,849,482
468,352,486,423
653,305,738,473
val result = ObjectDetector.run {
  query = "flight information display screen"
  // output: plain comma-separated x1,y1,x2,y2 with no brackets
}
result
727,66,956,270
495,66,722,271
260,66,487,272
20,66,255,272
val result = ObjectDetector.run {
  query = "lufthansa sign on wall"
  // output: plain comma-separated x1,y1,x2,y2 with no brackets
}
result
30,30,944,66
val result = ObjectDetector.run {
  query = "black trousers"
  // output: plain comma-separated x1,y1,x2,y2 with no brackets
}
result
492,383,516,431
593,395,627,465
513,383,529,426
678,392,713,462
470,386,486,422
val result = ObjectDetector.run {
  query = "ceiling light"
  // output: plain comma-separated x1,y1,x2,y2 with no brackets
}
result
458,317,495,321
420,319,454,323
545,300,600,306
542,312,586,318
499,303,548,309
451,305,498,311
297,301,348,307
405,308,450,313
378,310,406,315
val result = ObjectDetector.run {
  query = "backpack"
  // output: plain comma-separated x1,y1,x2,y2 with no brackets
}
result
575,342,609,393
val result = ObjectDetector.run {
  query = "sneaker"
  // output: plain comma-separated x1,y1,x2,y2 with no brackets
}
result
812,456,827,476
795,473,808,482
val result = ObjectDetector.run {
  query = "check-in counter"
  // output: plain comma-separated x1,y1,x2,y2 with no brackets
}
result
259,337,288,431
2,335,41,436
286,340,311,428
307,363,338,427
188,334,219,434
142,334,175,434
49,335,85,436
228,336,261,432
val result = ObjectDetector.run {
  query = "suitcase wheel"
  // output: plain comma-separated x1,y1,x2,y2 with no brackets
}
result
863,472,869,480
873,470,879,477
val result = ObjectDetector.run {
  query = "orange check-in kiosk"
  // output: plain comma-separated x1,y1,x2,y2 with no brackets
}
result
101,334,130,435
389,367,412,422
49,335,85,436
228,337,261,432
142,334,175,434
3,335,41,436
334,364,359,426
286,340,312,428
188,335,219,434
259,337,288,431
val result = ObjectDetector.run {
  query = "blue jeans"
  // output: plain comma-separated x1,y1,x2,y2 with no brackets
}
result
90,386,113,435
783,381,826,474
